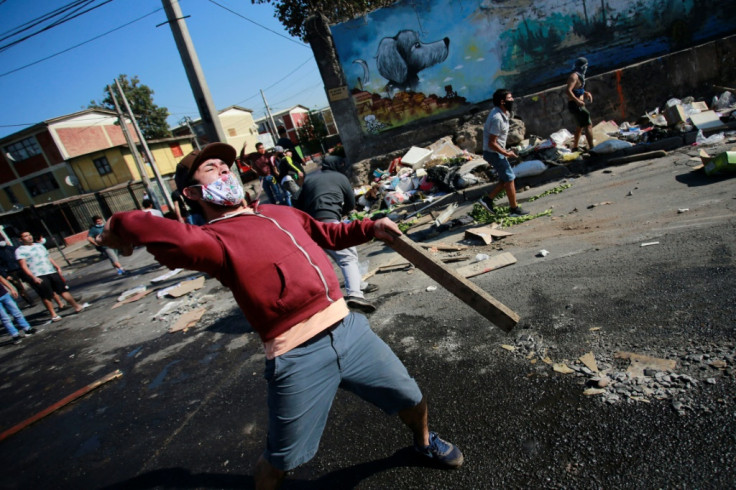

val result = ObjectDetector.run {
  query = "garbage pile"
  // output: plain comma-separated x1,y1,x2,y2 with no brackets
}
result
351,90,736,218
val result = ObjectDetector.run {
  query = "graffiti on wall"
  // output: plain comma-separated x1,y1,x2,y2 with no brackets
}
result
330,0,736,135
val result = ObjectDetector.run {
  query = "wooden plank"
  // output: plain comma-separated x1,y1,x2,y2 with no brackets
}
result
456,252,517,278
420,243,468,251
388,234,519,331
0,370,123,443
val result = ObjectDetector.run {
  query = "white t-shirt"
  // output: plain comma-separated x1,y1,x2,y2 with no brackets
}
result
15,243,55,277
143,208,164,218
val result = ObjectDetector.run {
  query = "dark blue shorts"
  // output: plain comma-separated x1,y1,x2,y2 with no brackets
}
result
262,312,423,470
483,151,515,183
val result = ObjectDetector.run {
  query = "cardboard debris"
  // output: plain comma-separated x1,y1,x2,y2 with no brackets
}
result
112,290,151,309
591,120,619,143
428,136,464,160
689,110,725,130
151,268,184,283
117,286,146,303
165,276,206,298
579,352,599,373
464,225,514,245
614,351,677,377
455,252,517,278
553,363,575,374
589,327,602,331
500,344,516,351
169,307,207,333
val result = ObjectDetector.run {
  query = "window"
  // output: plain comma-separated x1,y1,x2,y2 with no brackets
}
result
4,188,18,205
23,173,59,197
169,142,183,158
93,156,113,176
4,136,42,162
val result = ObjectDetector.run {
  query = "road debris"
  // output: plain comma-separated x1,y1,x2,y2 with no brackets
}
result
640,241,660,247
169,307,207,333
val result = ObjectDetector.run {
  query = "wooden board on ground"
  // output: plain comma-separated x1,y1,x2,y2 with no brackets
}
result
388,234,519,331
420,242,468,251
169,307,207,333
455,252,517,278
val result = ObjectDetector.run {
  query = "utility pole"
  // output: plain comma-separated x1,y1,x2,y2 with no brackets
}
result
180,116,201,150
115,78,174,211
261,89,279,143
161,0,226,144
107,85,156,206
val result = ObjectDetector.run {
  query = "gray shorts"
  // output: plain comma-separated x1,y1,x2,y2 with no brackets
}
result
263,312,423,470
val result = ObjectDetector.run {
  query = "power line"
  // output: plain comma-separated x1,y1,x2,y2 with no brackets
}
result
0,9,161,79
231,57,314,106
0,0,114,53
206,0,308,48
0,0,90,39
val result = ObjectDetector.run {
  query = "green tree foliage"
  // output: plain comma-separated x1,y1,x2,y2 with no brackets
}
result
297,110,328,153
253,0,396,40
89,75,171,140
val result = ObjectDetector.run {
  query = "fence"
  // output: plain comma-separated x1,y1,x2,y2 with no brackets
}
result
0,179,167,249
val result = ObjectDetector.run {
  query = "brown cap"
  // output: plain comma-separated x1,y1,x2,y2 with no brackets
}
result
174,143,237,192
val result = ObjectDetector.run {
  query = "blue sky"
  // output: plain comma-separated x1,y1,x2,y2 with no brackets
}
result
0,0,328,139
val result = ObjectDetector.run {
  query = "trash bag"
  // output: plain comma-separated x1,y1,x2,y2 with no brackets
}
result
695,130,725,146
712,91,735,111
590,139,634,154
549,128,573,146
513,160,547,178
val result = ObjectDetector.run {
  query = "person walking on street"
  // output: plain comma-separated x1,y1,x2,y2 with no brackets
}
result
87,216,127,275
278,148,305,207
247,142,284,205
0,240,34,307
15,231,85,322
296,157,379,313
96,143,463,489
276,126,304,166
479,89,530,217
566,56,594,150
0,275,36,344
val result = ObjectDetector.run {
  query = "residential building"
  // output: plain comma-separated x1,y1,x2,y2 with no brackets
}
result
171,105,259,154
0,109,139,211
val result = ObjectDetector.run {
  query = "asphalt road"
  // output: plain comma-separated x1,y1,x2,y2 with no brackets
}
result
0,141,734,489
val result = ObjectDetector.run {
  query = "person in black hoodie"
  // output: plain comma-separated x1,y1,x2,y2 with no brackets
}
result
296,157,378,313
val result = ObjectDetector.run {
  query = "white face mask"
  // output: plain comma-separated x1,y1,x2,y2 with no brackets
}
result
194,173,244,207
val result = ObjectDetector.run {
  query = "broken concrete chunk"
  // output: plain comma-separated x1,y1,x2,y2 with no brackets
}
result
553,363,575,374
583,388,606,396
579,352,599,373
500,344,516,351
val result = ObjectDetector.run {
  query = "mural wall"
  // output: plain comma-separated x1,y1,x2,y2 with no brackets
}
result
330,0,736,135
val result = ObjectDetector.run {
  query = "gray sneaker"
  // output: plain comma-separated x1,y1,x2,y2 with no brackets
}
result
478,196,495,213
509,206,530,217
346,296,376,313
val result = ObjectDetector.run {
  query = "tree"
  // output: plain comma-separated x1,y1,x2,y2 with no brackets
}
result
253,0,396,40
89,75,171,140
297,110,328,154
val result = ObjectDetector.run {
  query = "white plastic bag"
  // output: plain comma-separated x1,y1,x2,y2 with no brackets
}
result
549,128,573,146
590,139,633,154
513,160,547,178
695,130,725,146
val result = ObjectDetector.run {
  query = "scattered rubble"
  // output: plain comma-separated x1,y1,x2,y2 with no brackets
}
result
497,332,735,416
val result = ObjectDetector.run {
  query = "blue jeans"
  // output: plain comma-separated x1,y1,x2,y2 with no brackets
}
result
0,293,31,337
263,312,423,470
261,175,284,204
483,150,515,183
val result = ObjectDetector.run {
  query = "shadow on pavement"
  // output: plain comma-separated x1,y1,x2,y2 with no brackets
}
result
100,447,434,489
675,170,735,187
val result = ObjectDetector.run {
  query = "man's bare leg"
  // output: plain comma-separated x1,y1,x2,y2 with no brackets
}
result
61,292,83,312
503,181,518,209
399,397,430,447
42,298,57,318
254,454,285,490
584,125,594,150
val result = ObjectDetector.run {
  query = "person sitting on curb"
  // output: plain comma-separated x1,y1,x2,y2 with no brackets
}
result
96,143,463,489
15,231,85,322
479,89,530,217
0,275,36,344
87,215,127,275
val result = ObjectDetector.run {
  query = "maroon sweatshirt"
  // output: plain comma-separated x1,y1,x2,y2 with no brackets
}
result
110,205,376,341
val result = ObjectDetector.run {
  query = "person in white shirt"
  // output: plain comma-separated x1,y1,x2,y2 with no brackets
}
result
142,198,164,218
